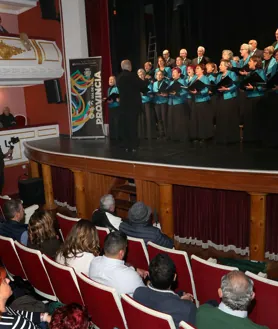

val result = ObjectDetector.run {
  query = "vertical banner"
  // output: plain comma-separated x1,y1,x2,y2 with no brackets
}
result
70,56,104,138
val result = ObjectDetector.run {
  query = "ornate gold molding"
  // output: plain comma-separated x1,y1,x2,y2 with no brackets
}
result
31,39,43,64
0,40,26,59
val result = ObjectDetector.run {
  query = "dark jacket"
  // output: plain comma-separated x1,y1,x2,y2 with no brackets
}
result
0,220,27,242
134,285,196,329
0,114,16,128
191,56,210,66
27,237,61,259
165,57,176,68
252,49,264,59
183,58,192,66
117,70,147,114
119,221,174,249
91,209,118,231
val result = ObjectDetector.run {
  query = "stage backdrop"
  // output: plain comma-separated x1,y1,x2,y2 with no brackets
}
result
70,56,104,138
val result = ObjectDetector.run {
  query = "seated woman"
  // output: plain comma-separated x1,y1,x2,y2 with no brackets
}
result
0,107,16,129
50,303,90,329
0,267,51,329
56,219,100,276
27,210,61,259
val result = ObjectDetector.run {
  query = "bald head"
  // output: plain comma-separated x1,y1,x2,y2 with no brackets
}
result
121,60,132,71
219,271,254,311
248,40,257,51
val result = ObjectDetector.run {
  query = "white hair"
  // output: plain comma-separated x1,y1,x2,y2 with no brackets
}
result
137,68,145,75
100,194,115,211
121,59,132,71
241,43,252,53
180,48,187,54
198,46,205,53
221,271,254,311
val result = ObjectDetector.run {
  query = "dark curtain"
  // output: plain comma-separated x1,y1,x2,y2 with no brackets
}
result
152,0,278,63
108,0,147,74
51,167,75,207
173,186,250,250
85,0,112,123
266,194,278,255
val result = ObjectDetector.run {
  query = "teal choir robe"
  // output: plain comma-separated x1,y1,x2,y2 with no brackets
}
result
207,73,216,84
141,82,153,104
107,86,120,108
155,67,172,80
193,75,210,103
231,59,238,68
263,57,277,79
215,71,238,100
167,78,187,106
185,76,196,100
178,65,187,78
153,80,169,104
239,55,251,68
246,69,266,98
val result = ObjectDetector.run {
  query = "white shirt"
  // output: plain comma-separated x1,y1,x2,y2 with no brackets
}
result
89,255,144,296
218,302,247,318
56,252,95,276
105,212,122,230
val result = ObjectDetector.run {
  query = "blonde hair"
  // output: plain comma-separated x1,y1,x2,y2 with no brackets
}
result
28,210,56,246
264,46,275,55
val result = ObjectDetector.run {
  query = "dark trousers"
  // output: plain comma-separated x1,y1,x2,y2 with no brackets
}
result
120,111,139,149
109,107,120,140
155,103,168,137
0,167,4,195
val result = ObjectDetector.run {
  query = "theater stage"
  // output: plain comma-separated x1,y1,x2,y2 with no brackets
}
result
24,137,278,261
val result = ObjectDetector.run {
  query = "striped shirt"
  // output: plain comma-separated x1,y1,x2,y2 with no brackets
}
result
0,307,40,329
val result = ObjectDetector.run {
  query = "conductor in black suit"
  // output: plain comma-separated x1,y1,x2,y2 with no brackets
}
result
117,59,147,152
191,46,210,66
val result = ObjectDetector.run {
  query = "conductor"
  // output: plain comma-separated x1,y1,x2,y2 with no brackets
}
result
117,59,147,152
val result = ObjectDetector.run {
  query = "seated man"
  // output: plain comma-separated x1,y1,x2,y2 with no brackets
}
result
119,202,174,249
196,270,268,329
0,199,28,245
0,107,16,129
91,194,121,230
134,253,196,329
89,231,147,296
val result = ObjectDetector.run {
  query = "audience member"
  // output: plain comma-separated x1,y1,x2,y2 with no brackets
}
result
0,107,16,129
196,271,268,329
0,199,27,245
119,201,174,248
0,267,51,329
0,17,8,34
134,254,196,328
89,231,147,296
56,219,100,276
27,210,61,259
91,194,121,230
49,303,90,329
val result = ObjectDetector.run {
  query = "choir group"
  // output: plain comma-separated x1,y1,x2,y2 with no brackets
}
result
106,30,278,146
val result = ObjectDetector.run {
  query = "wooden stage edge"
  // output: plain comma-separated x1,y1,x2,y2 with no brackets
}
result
24,141,275,262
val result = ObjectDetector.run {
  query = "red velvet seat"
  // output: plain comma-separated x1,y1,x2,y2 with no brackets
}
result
246,271,278,329
14,114,27,127
147,242,196,300
0,236,26,279
42,254,83,305
125,236,149,270
179,321,196,329
76,272,127,329
15,241,56,301
95,226,109,249
191,255,238,306
56,213,80,241
121,293,176,329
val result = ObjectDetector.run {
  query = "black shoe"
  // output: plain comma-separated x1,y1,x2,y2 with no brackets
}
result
125,148,129,152
132,148,137,152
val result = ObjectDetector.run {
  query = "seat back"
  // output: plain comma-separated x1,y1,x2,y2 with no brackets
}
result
15,242,56,301
191,255,238,305
126,237,149,270
179,321,196,329
42,254,83,305
121,293,176,329
0,236,26,279
14,114,27,127
56,213,80,241
95,226,109,249
76,273,127,329
246,271,278,329
148,242,196,299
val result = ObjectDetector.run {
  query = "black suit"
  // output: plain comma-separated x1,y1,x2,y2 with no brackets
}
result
165,57,175,68
183,58,192,66
191,56,210,66
117,70,147,149
0,25,8,34
252,49,263,59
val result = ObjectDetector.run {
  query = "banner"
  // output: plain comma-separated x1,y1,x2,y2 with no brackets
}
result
70,56,104,138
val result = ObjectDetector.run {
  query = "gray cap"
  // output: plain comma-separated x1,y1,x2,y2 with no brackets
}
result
128,202,152,224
